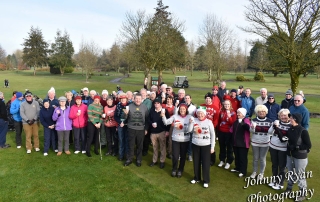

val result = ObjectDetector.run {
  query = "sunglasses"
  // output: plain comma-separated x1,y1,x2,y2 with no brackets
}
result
212,89,218,91
26,95,32,97
294,100,301,102
268,98,274,99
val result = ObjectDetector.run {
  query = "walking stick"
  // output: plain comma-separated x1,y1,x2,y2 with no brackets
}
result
99,130,102,160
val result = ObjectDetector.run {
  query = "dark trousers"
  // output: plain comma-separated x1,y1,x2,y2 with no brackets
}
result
269,147,287,185
172,141,189,172
118,126,128,159
14,121,23,146
218,131,234,164
105,126,117,153
142,130,151,153
192,144,211,183
127,128,145,162
234,146,249,175
86,122,99,154
43,127,56,153
73,126,87,151
69,130,73,144
187,133,193,156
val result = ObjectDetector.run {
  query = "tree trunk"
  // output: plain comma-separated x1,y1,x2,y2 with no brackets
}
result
289,72,300,94
86,70,89,83
191,63,193,76
158,70,163,86
60,67,64,76
273,72,278,77
33,66,36,76
207,68,212,81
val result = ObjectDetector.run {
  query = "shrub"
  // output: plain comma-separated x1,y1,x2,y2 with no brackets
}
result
64,66,74,73
236,75,246,81
254,72,265,81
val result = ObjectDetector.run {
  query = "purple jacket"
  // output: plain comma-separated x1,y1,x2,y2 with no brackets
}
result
52,106,72,131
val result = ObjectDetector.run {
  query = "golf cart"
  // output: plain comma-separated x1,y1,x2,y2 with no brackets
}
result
173,76,189,88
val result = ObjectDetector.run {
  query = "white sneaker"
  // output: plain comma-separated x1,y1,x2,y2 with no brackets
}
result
27,150,31,154
203,183,209,188
17,146,21,149
250,172,257,178
54,149,58,153
239,173,244,177
218,161,225,167
82,151,86,154
74,151,80,154
231,168,239,173
257,173,264,180
191,180,199,184
268,182,275,187
35,148,40,152
272,184,284,190
224,163,230,169
43,153,48,156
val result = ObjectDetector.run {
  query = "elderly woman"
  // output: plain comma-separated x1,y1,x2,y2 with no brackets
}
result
190,106,215,188
39,99,55,156
217,99,237,169
86,95,103,157
267,108,291,190
52,96,72,156
284,113,311,201
162,103,193,178
162,95,175,159
249,105,273,179
103,96,118,156
230,108,251,177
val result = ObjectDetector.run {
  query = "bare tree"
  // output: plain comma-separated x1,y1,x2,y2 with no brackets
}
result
199,14,235,84
242,0,320,93
75,39,100,83
186,40,196,76
0,44,6,63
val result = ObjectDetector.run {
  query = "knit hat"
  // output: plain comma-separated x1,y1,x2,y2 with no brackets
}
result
75,96,82,100
101,90,108,95
48,87,55,94
179,103,188,109
285,89,293,96
289,113,302,124
43,99,49,104
93,95,101,101
58,96,67,102
196,106,207,115
267,94,274,99
15,92,23,99
25,91,32,96
204,92,212,99
154,98,162,104
231,89,237,93
118,93,127,99
237,108,247,117
83,87,89,92
212,85,219,90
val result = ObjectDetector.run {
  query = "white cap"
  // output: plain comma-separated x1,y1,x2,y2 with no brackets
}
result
48,87,55,94
101,90,108,95
83,87,89,92
237,108,247,117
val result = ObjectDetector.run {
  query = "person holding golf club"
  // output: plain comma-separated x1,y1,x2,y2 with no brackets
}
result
284,113,311,201
267,109,291,190
69,96,88,154
86,95,103,157
52,96,72,156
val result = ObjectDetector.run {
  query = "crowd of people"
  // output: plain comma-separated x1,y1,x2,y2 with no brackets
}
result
0,81,312,199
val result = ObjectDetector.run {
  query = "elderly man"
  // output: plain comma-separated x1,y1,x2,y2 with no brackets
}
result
126,91,134,103
289,95,309,130
20,91,41,154
88,90,97,106
47,87,59,108
0,91,10,149
124,93,149,167
255,88,268,106
140,88,152,156
217,81,227,102
175,89,186,105
81,87,90,105
10,92,25,148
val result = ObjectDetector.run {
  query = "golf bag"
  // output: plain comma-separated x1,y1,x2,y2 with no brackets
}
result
5,100,15,131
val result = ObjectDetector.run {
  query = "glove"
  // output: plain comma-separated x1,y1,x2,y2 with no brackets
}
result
26,120,31,125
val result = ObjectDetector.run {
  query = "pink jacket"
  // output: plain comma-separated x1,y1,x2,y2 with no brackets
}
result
69,104,88,128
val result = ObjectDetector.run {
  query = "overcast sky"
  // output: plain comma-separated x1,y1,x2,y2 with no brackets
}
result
0,0,258,55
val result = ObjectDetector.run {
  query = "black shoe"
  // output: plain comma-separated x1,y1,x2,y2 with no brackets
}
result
136,161,142,167
94,150,99,155
149,162,157,167
86,153,92,157
105,152,111,156
124,160,132,166
177,171,182,178
171,170,177,177
210,161,215,166
142,151,148,156
160,162,165,169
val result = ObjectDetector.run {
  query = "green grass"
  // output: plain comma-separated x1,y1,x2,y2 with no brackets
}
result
0,70,319,202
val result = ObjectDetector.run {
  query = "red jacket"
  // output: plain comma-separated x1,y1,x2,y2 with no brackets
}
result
223,95,241,112
104,105,118,127
69,104,88,128
211,95,222,110
218,109,237,133
194,103,220,128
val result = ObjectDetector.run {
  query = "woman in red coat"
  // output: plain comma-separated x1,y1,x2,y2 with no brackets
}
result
217,99,237,169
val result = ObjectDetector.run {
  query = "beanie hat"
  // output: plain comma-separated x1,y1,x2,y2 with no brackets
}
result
15,92,23,99
118,93,127,99
285,89,293,96
289,113,302,124
237,108,247,117
93,95,101,101
231,89,237,93
212,85,219,90
43,99,49,104
267,94,274,99
196,106,207,115
48,87,55,94
58,96,67,101
154,98,162,104
101,90,108,95
204,92,212,99
75,96,82,100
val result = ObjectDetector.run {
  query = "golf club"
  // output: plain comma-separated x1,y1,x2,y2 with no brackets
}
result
99,130,102,160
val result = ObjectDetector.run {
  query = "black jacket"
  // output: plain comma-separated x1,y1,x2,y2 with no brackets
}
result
286,125,311,159
0,99,8,121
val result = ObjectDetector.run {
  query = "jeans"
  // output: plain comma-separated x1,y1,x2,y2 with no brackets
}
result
14,121,23,146
252,145,269,174
0,119,8,146
73,127,87,152
43,127,56,153
118,125,128,159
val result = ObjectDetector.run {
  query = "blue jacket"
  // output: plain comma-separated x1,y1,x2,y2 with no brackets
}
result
289,104,309,130
10,98,25,121
237,95,255,118
40,107,55,128
264,101,280,121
